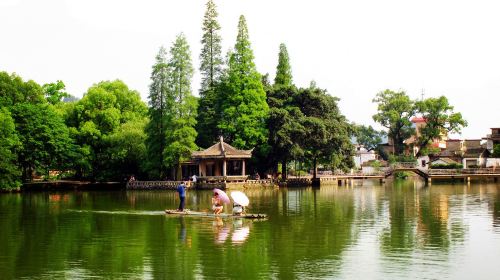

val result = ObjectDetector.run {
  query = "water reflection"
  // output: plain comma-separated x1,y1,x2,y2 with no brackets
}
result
1,182,500,279
212,217,251,245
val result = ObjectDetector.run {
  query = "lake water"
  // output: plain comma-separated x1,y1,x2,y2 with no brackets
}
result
1,180,500,279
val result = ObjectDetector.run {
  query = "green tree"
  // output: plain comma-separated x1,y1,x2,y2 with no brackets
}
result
68,80,147,180
164,33,198,179
218,15,269,150
355,124,386,151
145,47,170,179
296,86,355,178
413,96,467,156
199,0,223,91
0,108,21,189
266,43,298,178
108,118,148,179
43,80,69,105
267,87,304,179
372,89,415,155
12,103,74,181
492,144,500,158
274,43,292,88
0,71,45,108
196,0,224,148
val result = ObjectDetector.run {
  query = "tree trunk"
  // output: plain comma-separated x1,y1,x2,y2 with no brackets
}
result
313,157,318,180
281,159,287,180
176,163,182,181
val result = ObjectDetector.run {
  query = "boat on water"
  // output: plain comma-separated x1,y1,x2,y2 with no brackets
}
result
165,209,267,219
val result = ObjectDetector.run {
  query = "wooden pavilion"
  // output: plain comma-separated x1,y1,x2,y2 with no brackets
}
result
185,136,253,188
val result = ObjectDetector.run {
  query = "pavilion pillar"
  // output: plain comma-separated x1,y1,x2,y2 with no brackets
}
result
198,163,202,177
242,160,246,176
223,160,227,176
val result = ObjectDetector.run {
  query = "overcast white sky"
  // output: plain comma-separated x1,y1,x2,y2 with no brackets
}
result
1,0,499,139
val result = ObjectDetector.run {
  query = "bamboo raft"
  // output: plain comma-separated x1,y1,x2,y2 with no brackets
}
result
165,209,267,219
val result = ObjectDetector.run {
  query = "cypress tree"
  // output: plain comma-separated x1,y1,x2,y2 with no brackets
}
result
199,0,223,91
218,15,269,150
145,47,170,179
164,33,198,180
274,43,293,88
197,0,224,148
268,43,295,178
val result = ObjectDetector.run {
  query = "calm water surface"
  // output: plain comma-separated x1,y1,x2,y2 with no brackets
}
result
1,180,500,279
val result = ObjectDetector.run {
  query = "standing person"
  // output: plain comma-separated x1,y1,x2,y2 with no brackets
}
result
191,174,197,187
212,192,223,214
177,181,187,212
232,203,244,216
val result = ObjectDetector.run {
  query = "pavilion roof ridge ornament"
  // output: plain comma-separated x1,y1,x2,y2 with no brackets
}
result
220,135,225,155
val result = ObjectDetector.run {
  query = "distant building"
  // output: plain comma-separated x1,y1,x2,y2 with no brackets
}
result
405,117,447,156
483,128,500,152
354,145,377,168
433,138,489,168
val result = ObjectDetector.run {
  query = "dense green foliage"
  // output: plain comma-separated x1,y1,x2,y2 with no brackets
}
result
296,86,355,177
67,80,147,180
414,96,467,156
493,144,500,158
372,90,415,155
0,109,20,189
267,86,303,178
12,103,75,180
0,72,76,188
355,125,386,152
43,80,69,105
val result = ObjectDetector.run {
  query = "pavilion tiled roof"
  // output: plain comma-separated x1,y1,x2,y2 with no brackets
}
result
192,137,253,159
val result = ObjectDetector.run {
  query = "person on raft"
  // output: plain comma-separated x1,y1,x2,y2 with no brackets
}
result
232,203,244,216
212,192,223,214
176,181,187,212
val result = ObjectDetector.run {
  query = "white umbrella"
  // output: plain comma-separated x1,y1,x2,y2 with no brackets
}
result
230,191,249,207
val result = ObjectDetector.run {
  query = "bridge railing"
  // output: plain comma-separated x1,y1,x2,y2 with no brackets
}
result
429,168,500,175
391,162,418,169
127,180,183,190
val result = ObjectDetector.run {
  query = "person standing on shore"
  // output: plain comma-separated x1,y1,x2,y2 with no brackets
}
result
177,181,187,212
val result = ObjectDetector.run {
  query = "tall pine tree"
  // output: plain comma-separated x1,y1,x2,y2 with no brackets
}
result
218,15,269,150
164,33,198,180
199,0,223,91
268,43,296,178
274,43,293,88
145,47,170,179
196,0,224,148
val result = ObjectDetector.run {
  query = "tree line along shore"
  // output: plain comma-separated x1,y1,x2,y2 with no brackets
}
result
0,0,468,190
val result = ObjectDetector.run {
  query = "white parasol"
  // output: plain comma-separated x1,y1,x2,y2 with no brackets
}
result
230,191,249,207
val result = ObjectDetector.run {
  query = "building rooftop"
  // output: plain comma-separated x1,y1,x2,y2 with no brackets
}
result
463,147,489,158
192,137,253,159
431,157,459,165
